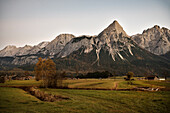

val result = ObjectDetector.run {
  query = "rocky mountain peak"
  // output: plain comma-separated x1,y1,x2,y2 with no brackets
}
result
153,25,160,29
21,41,49,56
39,34,75,56
132,25,170,55
55,34,75,39
4,45,17,50
110,20,123,31
89,20,134,64
0,45,18,57
23,45,32,49
98,20,128,42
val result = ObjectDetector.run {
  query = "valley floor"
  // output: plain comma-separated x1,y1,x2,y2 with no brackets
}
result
0,78,170,113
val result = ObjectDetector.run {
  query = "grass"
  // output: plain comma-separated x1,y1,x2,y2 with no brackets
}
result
117,80,163,89
64,79,116,89
0,80,41,86
0,87,170,113
0,78,168,89
0,78,170,112
143,80,170,88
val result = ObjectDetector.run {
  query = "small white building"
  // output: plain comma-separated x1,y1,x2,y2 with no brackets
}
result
159,78,165,81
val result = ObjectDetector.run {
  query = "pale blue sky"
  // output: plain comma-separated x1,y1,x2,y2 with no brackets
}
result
0,0,170,49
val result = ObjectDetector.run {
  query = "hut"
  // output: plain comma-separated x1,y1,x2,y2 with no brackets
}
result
145,75,159,80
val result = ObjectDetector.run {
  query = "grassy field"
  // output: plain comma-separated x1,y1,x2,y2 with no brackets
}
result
0,80,41,86
0,77,167,89
0,78,170,113
0,87,170,113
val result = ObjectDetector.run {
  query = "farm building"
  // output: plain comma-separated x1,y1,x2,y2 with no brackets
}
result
145,75,159,80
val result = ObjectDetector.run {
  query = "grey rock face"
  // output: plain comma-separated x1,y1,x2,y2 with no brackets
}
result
0,45,18,57
22,41,49,55
58,21,134,65
57,35,95,58
94,20,134,63
0,45,32,57
0,34,75,65
15,45,33,56
39,34,75,56
12,56,38,65
131,25,170,55
0,42,49,57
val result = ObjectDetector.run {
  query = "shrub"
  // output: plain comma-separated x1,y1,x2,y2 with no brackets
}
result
126,72,134,80
0,76,5,83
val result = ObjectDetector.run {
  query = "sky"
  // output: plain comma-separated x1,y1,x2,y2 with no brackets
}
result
0,0,170,50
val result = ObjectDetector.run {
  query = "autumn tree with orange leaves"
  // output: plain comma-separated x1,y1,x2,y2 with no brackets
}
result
35,57,64,88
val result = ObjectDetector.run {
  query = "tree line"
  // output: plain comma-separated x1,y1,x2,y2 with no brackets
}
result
76,71,113,79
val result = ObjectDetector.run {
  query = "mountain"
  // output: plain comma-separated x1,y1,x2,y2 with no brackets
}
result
57,35,94,58
22,42,49,55
0,20,169,76
0,45,18,57
0,45,32,57
52,21,170,75
131,25,170,55
0,42,49,57
39,34,75,56
58,20,133,63
95,20,132,62
15,45,33,56
5,34,75,65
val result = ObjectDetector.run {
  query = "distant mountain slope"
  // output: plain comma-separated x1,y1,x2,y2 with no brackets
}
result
131,25,170,55
54,44,169,76
39,34,75,56
0,42,49,57
0,45,33,57
22,42,49,55
57,35,94,58
0,45,18,57
52,21,170,76
0,20,169,76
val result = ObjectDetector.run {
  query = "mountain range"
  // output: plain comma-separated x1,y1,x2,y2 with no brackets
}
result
0,20,169,76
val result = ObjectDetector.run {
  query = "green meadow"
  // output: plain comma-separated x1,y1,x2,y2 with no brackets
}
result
0,78,170,113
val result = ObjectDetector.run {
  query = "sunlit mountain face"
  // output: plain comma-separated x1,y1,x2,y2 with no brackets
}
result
0,20,169,76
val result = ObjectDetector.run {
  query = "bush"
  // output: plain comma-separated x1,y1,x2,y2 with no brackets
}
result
126,72,134,80
0,76,5,83
45,71,65,88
